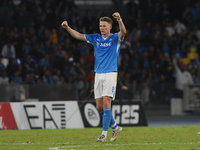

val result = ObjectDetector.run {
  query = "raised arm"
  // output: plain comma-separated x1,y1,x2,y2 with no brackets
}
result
61,21,87,42
112,12,126,41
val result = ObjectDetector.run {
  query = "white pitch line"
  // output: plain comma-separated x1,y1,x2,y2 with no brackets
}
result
0,143,59,145
48,142,200,149
0,142,199,146
0,142,199,149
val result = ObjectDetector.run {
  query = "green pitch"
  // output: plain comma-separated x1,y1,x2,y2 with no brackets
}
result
0,126,199,150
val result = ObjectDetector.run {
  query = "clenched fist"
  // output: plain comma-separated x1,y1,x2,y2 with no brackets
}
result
61,21,68,28
112,12,121,20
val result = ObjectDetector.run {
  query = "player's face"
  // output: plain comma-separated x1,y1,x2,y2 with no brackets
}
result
99,21,112,37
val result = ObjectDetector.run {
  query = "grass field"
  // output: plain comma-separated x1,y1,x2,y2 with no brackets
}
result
0,126,200,150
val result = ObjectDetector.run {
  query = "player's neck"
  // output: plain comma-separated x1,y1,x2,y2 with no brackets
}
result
102,33,111,38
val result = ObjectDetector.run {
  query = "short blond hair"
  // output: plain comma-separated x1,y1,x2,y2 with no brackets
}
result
99,17,113,25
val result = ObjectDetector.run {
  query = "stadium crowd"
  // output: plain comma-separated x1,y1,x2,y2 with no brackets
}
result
0,0,200,102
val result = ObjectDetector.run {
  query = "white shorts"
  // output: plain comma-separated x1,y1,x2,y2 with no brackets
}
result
94,72,117,100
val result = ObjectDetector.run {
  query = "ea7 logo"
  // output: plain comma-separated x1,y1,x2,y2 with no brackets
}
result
23,103,66,129
112,105,140,124
84,103,100,127
87,109,98,120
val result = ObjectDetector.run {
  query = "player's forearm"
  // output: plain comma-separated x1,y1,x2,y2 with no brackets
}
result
112,12,126,39
118,20,126,36
64,26,86,41
118,19,126,40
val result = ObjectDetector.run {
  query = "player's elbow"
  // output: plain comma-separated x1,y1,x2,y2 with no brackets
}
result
75,34,85,41
122,31,126,39
122,30,126,37
123,29,127,35
123,32,126,37
74,35,80,40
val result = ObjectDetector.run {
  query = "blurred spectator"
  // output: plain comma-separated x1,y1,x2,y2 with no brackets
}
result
173,56,194,98
165,22,175,37
0,57,6,71
1,40,16,59
0,70,9,85
162,38,169,55
173,19,186,34
29,28,38,46
43,41,53,55
157,74,167,83
196,65,200,83
53,69,65,85
190,1,200,25
141,82,150,105
6,58,17,77
9,78,15,85
42,69,53,84
188,59,198,71
23,54,37,74
140,51,150,70
182,7,194,29
55,44,66,57
22,73,35,84
192,24,200,42
81,48,94,64
22,38,32,56
86,69,94,83
11,71,23,84
51,28,58,44
39,54,50,68
154,53,173,80
190,68,198,83
131,61,141,81
181,34,196,53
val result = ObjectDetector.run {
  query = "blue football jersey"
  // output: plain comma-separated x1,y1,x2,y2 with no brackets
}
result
85,33,122,73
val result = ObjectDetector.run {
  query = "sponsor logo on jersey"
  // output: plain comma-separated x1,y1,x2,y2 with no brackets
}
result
99,42,112,47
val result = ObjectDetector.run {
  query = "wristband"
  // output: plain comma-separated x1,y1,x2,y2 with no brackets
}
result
117,18,122,22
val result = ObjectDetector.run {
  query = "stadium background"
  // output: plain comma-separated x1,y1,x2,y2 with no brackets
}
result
0,0,200,127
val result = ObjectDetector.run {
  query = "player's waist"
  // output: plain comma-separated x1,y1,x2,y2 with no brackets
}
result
95,70,118,73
